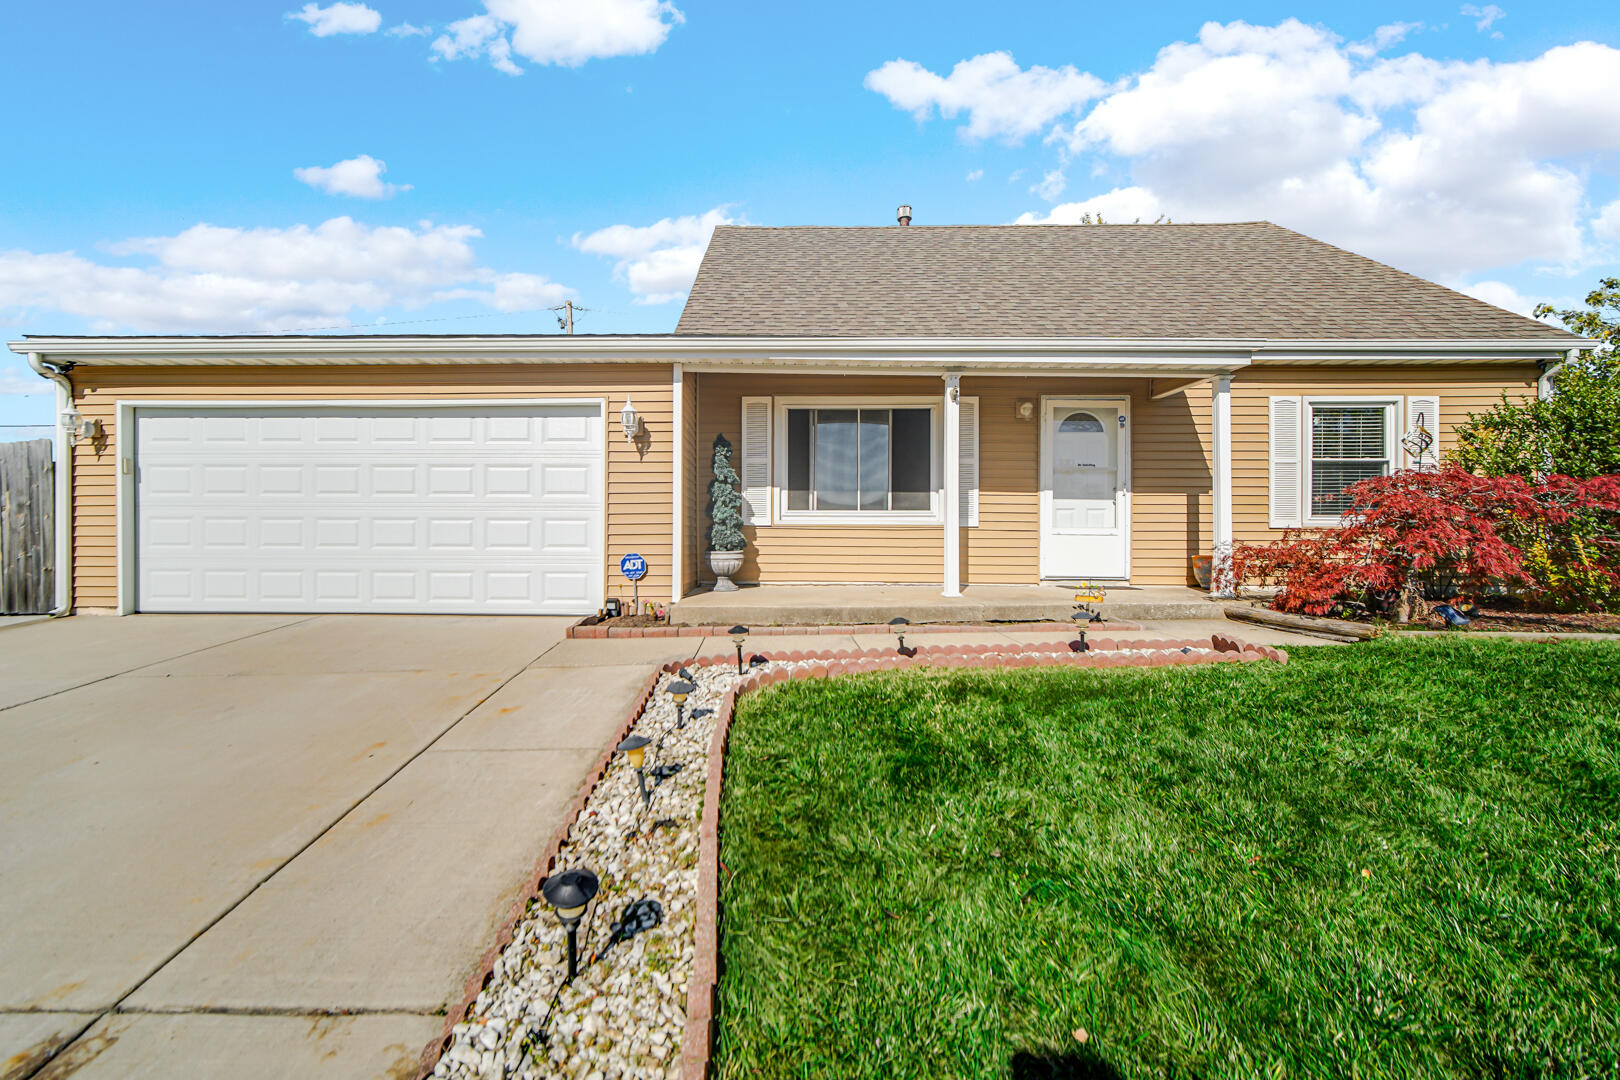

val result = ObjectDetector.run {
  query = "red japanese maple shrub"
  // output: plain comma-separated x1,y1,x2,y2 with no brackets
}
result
1233,467,1620,620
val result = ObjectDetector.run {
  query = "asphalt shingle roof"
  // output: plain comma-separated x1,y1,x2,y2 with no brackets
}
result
675,222,1578,341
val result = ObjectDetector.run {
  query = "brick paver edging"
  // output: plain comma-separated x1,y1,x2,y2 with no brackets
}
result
567,619,1142,639
414,631,1285,1080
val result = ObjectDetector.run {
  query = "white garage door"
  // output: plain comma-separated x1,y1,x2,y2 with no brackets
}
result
135,404,605,614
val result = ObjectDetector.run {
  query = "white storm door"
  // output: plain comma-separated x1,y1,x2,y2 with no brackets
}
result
1039,398,1130,580
134,403,604,615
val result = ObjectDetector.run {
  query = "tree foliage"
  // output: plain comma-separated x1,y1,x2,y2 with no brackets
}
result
707,433,746,552
1453,277,1620,479
1234,467,1620,619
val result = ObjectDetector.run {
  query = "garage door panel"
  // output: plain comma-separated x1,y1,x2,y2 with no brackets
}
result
136,405,604,615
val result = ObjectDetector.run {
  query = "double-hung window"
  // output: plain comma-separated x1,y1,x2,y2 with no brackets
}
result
1306,400,1396,521
778,403,937,522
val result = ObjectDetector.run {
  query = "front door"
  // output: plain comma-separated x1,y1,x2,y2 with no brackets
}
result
1040,397,1130,580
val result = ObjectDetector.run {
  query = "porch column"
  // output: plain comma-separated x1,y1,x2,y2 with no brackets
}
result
942,373,962,597
1210,373,1235,597
671,363,684,605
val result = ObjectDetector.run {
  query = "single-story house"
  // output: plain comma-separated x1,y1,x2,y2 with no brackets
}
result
12,221,1590,616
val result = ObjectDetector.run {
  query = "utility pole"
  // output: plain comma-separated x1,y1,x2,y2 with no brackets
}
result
551,300,589,335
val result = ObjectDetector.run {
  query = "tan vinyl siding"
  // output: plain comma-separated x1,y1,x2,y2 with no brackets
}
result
65,363,673,611
696,363,1538,589
1231,363,1538,545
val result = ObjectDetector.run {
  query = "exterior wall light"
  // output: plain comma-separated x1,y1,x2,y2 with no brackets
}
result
889,616,912,656
617,734,651,807
540,866,599,982
667,680,695,729
729,625,749,675
1015,400,1035,421
620,399,642,442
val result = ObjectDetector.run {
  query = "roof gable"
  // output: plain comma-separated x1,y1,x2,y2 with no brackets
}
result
675,222,1577,342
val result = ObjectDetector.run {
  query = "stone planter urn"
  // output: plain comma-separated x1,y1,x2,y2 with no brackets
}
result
708,550,744,592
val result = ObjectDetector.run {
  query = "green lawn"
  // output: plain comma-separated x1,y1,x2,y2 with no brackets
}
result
715,639,1620,1079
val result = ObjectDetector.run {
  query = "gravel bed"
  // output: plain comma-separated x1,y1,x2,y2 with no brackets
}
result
430,640,1199,1079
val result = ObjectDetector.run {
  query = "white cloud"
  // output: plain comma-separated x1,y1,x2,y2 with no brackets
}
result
433,0,682,73
294,154,411,199
864,52,1105,141
977,22,1620,280
966,169,984,182
288,2,381,36
1348,21,1423,58
573,206,736,304
387,22,431,37
1461,4,1506,32
1594,199,1620,243
0,365,51,395
0,217,572,332
1016,186,1167,224
1031,168,1067,201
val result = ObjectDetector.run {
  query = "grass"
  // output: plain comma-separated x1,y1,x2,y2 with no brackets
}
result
715,638,1620,1079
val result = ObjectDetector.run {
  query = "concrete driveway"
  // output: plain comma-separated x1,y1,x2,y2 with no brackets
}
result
0,614,703,1080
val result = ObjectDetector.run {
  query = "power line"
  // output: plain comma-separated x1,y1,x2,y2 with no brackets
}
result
550,300,590,335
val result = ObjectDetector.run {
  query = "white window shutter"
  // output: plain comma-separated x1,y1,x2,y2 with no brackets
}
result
1268,396,1304,528
739,396,772,526
958,396,979,527
1405,395,1441,471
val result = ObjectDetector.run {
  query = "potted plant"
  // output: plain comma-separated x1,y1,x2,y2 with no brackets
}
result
706,433,747,591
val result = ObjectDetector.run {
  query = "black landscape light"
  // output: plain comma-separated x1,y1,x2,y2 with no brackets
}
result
889,616,912,656
1071,604,1089,653
617,734,652,808
729,625,749,675
540,867,599,982
668,679,696,730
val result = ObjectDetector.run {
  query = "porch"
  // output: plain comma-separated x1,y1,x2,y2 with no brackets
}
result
668,583,1226,627
674,365,1239,599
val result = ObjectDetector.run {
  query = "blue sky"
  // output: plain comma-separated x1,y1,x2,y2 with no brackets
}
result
3,0,1619,426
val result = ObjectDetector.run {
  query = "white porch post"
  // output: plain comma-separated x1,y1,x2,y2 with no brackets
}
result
942,373,962,597
1211,373,1235,597
671,363,684,605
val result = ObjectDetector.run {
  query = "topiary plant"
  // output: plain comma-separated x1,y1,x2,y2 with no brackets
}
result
707,433,746,552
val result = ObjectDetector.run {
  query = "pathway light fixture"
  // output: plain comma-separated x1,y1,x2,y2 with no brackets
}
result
617,734,652,808
889,616,912,657
540,867,599,982
668,680,695,729
729,625,749,675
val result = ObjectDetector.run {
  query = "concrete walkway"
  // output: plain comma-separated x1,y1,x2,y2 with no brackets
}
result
0,615,715,1080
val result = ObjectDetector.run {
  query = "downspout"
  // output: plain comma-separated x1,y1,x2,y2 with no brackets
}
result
25,351,73,616
1537,348,1577,400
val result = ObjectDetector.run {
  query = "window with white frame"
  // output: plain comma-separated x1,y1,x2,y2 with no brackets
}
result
778,403,937,521
1306,400,1396,520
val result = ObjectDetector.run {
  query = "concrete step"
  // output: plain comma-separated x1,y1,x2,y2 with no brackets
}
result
670,586,1226,627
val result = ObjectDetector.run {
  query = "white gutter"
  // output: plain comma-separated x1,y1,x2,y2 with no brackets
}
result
8,334,1590,366
1538,348,1578,400
25,352,72,617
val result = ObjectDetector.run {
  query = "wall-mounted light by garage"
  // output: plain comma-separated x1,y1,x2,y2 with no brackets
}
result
620,399,643,442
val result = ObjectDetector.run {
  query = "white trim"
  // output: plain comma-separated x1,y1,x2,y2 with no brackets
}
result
25,352,74,616
771,396,944,525
1038,395,1132,581
1211,375,1233,597
942,375,961,598
116,397,610,617
671,364,683,604
1301,395,1401,527
11,335,1588,368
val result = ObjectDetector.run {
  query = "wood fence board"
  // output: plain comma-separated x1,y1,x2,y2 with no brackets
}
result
0,439,55,614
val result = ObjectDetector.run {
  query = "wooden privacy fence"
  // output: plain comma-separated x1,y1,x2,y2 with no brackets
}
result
0,439,54,614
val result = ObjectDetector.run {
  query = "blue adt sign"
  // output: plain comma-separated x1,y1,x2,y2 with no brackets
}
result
619,553,647,581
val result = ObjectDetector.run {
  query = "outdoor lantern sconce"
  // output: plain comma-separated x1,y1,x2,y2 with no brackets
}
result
617,734,652,808
729,625,749,675
540,866,599,982
667,680,695,730
890,616,913,657
620,399,642,442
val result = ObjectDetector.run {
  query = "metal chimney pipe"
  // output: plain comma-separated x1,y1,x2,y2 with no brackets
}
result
896,204,912,225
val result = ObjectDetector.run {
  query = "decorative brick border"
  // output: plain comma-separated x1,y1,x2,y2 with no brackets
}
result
567,619,1142,639
414,631,1284,1079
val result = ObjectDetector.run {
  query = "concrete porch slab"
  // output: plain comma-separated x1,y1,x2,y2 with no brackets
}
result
0,1012,96,1080
671,583,1226,626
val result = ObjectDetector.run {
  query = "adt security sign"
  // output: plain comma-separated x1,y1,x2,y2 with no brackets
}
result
619,553,647,581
